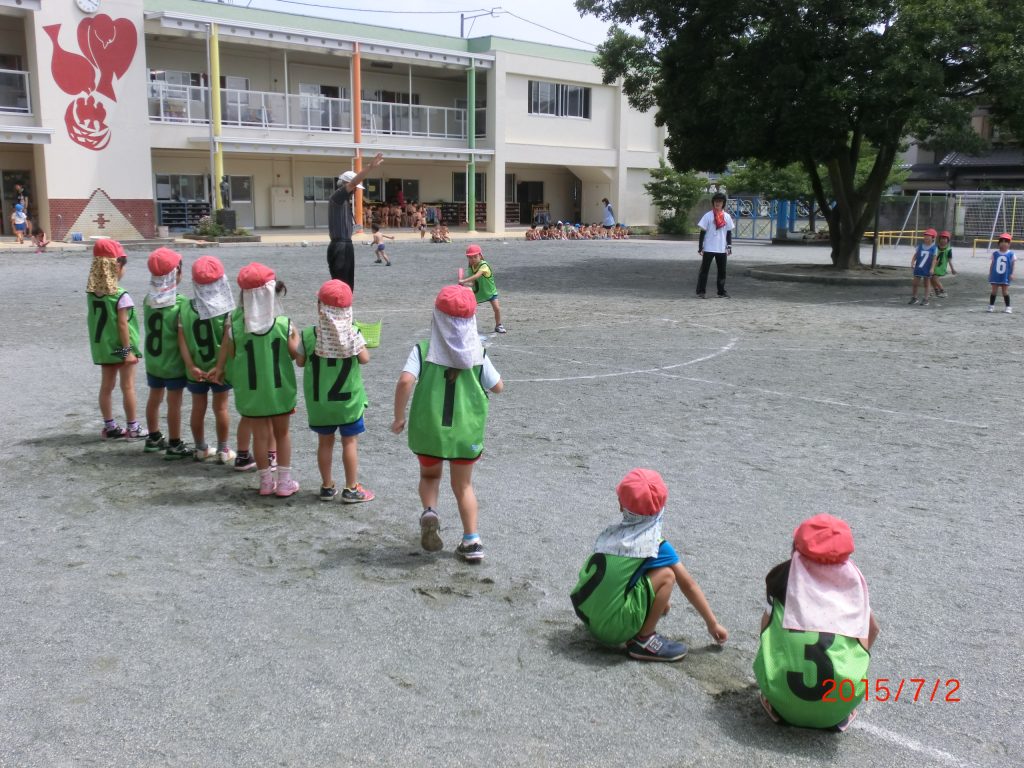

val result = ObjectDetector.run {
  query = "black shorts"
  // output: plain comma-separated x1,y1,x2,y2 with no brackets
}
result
327,239,356,288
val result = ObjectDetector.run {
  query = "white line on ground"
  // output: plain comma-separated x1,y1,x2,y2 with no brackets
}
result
851,721,965,766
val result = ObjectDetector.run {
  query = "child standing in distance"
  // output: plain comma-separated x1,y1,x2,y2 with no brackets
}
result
177,255,236,464
86,239,144,439
458,243,506,334
571,468,728,662
296,280,375,503
754,514,880,732
930,230,956,298
908,228,938,305
142,248,192,458
696,192,735,298
987,233,1015,313
391,285,503,562
371,223,393,266
10,203,27,244
211,263,300,497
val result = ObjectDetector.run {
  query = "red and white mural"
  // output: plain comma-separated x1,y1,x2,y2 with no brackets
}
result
43,15,138,151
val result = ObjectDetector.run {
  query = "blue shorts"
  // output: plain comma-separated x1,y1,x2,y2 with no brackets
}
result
147,373,187,390
376,243,386,251
186,380,232,395
478,293,499,303
912,268,932,278
15,223,26,232
310,416,365,437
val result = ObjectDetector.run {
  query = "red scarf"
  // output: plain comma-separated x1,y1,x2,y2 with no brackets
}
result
713,209,726,229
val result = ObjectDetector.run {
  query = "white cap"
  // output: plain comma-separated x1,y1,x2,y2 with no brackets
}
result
338,170,364,190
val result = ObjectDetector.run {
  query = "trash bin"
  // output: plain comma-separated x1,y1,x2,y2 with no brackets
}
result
157,225,170,239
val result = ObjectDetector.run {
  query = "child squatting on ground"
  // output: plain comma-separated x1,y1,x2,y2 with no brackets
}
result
987,233,1015,313
212,262,300,497
176,255,237,464
391,285,503,562
143,248,192,458
458,244,506,334
86,239,143,439
908,228,937,305
296,279,375,503
754,514,880,732
570,469,729,661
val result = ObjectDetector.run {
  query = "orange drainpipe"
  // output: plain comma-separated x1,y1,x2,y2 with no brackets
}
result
352,43,363,231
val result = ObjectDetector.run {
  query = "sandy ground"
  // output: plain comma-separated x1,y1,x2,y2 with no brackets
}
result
0,238,1021,767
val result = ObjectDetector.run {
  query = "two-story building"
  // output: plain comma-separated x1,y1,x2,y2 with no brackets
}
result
0,0,667,240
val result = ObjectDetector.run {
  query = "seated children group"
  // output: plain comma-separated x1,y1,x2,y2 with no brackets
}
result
89,239,882,732
526,221,630,241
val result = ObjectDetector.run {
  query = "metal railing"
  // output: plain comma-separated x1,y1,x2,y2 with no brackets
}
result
0,69,31,114
147,82,481,138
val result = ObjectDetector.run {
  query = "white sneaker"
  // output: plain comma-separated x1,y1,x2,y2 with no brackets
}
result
216,448,237,465
987,305,995,313
193,445,217,462
1004,306,1013,314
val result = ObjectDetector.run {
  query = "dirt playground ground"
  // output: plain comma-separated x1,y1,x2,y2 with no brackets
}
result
0,237,1020,767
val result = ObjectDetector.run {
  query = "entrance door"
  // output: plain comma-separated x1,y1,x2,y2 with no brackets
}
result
384,178,403,203
228,175,254,229
2,170,33,237
517,180,544,224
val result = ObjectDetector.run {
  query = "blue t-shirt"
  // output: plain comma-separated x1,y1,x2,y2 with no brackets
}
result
626,540,680,590
913,243,937,275
989,250,1015,285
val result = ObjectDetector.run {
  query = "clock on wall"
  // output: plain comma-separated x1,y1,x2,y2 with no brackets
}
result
76,0,101,13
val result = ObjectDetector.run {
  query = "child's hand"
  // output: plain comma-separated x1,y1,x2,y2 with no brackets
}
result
125,352,138,365
707,622,728,645
208,367,224,385
190,365,205,381
390,418,406,434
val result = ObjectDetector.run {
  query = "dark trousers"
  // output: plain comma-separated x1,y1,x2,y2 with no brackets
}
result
696,251,728,295
327,239,356,289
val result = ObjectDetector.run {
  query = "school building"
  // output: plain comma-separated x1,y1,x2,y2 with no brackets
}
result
0,0,668,240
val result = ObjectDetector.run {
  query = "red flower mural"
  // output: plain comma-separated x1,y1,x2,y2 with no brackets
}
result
44,15,138,151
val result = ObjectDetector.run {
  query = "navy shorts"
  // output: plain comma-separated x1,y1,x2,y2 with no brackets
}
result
310,416,365,437
147,373,187,390
186,380,232,395
912,268,932,278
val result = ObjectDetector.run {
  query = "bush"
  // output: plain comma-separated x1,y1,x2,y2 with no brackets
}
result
191,216,250,238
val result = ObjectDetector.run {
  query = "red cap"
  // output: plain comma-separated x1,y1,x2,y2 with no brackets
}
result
237,262,275,289
616,468,668,516
191,255,225,285
93,239,125,259
147,247,182,276
465,244,482,257
318,279,353,308
923,228,937,238
998,233,1012,241
434,285,477,318
939,231,951,239
793,514,854,564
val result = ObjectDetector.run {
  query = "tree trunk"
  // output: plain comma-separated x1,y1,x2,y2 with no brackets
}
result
831,229,863,269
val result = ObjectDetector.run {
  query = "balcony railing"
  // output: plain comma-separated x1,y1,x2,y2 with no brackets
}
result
147,82,483,139
0,69,31,114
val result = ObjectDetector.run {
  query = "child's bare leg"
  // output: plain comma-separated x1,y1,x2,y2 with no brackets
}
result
252,418,271,470
449,462,479,536
212,390,231,444
167,388,184,441
637,567,675,637
317,433,336,488
99,365,118,420
119,364,138,422
146,386,165,434
418,461,443,510
341,434,359,487
491,299,502,327
270,414,291,467
190,391,208,445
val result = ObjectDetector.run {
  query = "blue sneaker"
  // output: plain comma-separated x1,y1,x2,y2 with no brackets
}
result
626,633,688,662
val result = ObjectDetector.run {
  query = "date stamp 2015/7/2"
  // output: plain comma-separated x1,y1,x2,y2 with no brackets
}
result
823,678,961,703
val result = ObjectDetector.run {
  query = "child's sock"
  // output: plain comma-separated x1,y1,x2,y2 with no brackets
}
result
169,438,183,448
217,441,229,453
990,295,997,305
127,420,140,432
462,533,481,544
195,441,208,452
634,632,653,642
104,418,118,429
1004,296,1011,306
149,430,163,441
278,466,292,483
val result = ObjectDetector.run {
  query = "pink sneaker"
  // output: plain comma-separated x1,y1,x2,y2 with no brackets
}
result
275,478,300,498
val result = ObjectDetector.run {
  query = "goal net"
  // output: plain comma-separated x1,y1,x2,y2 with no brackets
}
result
897,191,1024,255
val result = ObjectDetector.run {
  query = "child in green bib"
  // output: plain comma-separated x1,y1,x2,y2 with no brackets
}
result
754,514,880,731
392,285,503,562
86,239,143,439
571,468,728,661
930,230,957,298
458,243,506,334
296,279,374,503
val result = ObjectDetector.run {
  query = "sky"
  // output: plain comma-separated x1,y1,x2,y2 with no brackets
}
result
217,0,616,50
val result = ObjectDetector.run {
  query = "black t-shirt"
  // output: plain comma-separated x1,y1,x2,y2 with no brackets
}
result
13,187,29,213
328,185,353,241
765,559,792,605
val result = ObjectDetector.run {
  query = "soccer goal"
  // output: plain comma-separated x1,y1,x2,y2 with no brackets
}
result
897,190,1024,256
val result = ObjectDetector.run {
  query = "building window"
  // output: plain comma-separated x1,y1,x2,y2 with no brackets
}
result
453,172,486,203
528,80,590,119
303,176,337,202
155,174,207,201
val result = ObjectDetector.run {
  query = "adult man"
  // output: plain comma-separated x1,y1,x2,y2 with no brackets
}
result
328,152,384,288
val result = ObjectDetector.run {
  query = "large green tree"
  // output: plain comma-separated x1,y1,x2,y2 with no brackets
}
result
578,0,1024,268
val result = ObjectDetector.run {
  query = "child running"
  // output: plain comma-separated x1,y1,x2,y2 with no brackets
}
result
571,468,728,661
371,223,393,266
908,228,937,305
296,279,375,502
10,203,27,244
212,263,300,497
930,230,956,298
987,233,1015,313
86,239,144,439
142,248,192,458
177,255,236,463
754,514,880,732
391,285,503,562
458,243,506,333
